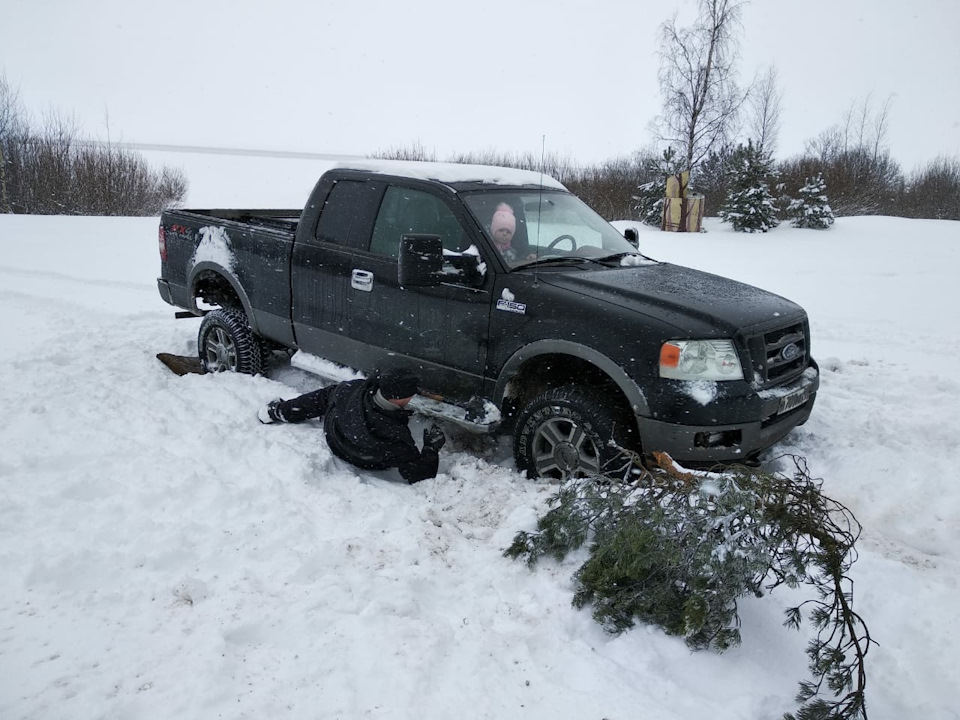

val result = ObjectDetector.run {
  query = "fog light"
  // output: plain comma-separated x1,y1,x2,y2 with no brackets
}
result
694,429,742,449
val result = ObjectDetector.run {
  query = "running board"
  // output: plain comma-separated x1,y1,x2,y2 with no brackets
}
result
290,351,500,434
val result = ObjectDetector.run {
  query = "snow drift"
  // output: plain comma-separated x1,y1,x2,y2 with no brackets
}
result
1,210,957,719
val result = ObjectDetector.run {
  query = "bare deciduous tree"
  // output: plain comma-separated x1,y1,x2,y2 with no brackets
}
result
901,155,960,220
0,71,27,213
748,65,783,156
786,95,901,216
657,0,749,174
0,70,187,216
809,95,893,162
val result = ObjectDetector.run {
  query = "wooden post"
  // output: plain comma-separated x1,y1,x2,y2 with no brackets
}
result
661,171,704,232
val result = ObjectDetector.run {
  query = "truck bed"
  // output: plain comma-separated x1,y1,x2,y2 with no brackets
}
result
170,208,301,235
159,208,301,348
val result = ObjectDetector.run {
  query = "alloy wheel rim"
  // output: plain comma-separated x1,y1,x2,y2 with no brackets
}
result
205,327,237,372
531,417,601,480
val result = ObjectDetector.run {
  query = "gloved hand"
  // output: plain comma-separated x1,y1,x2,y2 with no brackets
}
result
423,424,446,452
257,399,283,425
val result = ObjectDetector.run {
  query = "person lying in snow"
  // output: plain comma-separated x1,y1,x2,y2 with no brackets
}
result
258,367,445,484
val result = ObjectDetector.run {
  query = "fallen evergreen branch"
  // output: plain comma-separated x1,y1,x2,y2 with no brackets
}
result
505,452,874,720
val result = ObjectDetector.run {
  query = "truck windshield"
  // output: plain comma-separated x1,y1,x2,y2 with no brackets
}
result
463,190,638,268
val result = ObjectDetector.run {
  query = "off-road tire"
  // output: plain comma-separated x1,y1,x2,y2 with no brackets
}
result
198,308,263,375
513,385,635,481
257,337,292,373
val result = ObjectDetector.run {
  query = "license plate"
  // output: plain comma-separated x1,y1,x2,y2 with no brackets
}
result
778,388,809,414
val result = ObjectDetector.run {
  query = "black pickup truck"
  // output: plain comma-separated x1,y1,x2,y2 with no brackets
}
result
157,160,818,479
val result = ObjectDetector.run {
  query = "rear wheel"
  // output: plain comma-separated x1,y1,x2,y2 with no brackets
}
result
513,385,635,481
198,308,263,375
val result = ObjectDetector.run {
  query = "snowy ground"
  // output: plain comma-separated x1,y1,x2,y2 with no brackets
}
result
1,201,958,719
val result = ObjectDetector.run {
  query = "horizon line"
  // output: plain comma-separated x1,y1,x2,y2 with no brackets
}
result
81,141,366,161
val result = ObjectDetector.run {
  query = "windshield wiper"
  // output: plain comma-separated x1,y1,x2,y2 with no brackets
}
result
516,255,610,270
597,251,659,264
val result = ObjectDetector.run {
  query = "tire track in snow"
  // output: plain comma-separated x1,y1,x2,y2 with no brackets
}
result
0,265,154,292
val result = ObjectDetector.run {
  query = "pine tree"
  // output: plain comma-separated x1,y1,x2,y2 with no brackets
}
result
633,147,684,227
506,452,874,720
691,145,734,217
719,139,779,232
787,173,835,229
634,179,665,227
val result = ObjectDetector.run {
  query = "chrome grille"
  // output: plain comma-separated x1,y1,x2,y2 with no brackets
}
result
745,320,809,387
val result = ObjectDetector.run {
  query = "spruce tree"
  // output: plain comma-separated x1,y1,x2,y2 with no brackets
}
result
634,179,666,227
633,147,684,227
691,145,734,217
787,173,835,229
719,139,779,232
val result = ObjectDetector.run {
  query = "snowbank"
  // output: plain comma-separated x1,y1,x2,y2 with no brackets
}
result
1,212,957,719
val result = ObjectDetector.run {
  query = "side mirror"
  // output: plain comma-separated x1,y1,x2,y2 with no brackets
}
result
623,227,640,249
443,253,483,287
398,233,443,287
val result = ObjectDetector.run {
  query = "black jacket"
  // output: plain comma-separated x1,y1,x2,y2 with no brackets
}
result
276,378,439,483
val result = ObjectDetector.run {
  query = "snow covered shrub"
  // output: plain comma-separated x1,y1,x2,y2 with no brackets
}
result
506,453,873,720
633,179,666,227
719,140,779,232
787,174,835,229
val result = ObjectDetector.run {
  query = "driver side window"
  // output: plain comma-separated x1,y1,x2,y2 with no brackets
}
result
370,187,470,257
369,186,483,285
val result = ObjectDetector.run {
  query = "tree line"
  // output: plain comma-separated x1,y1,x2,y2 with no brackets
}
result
0,72,186,216
373,140,960,224
4,0,958,224
377,0,958,226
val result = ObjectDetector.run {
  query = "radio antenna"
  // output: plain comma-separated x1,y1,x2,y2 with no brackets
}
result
536,134,546,249
534,134,546,286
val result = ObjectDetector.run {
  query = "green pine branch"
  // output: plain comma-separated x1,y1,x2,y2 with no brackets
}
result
505,452,874,720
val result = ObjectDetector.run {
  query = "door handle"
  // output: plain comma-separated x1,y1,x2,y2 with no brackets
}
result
351,268,374,292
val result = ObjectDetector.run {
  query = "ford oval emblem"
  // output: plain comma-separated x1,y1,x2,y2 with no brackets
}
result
781,342,800,361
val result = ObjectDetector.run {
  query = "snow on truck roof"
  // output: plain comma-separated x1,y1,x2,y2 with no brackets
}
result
332,159,567,191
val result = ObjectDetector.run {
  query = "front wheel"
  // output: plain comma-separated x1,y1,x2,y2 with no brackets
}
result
198,308,263,375
513,385,635,481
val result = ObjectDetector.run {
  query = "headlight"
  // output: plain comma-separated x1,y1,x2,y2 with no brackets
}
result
659,339,743,381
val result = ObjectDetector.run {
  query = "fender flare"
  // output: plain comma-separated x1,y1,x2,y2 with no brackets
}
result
187,262,260,335
494,339,650,417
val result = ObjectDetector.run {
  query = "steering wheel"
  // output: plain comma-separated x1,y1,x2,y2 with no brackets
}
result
547,234,577,251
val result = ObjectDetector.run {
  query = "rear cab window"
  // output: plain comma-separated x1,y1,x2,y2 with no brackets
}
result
314,180,382,250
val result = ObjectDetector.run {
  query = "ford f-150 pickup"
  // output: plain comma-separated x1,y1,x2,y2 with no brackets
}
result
157,160,818,479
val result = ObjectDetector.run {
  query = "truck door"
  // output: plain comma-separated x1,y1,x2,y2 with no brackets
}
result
352,185,493,401
290,178,383,363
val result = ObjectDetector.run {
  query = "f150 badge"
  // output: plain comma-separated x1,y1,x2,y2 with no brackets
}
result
496,299,527,314
496,288,525,314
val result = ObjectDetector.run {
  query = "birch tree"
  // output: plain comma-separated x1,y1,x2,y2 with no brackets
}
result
657,0,748,174
748,65,783,156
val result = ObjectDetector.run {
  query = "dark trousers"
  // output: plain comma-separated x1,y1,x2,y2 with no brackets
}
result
275,386,335,424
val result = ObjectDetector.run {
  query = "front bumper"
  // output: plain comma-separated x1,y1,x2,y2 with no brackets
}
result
636,365,819,464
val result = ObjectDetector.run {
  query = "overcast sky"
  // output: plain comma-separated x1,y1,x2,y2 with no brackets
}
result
2,0,958,170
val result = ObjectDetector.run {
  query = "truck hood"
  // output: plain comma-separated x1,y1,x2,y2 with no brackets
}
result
537,263,805,333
